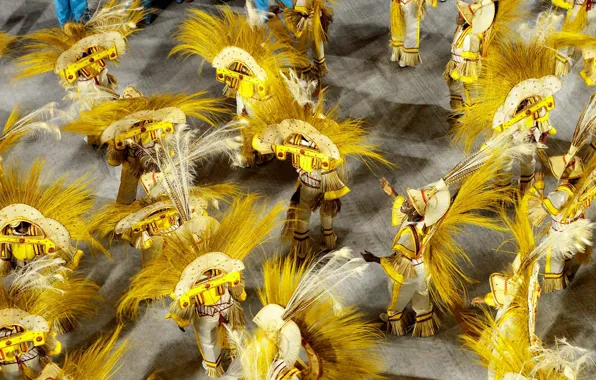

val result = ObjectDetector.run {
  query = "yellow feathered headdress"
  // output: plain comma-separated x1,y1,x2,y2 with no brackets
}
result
452,36,560,151
62,91,230,138
238,250,383,380
170,6,306,96
117,195,284,320
16,0,147,85
0,32,14,57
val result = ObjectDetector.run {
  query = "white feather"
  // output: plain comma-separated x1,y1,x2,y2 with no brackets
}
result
86,1,142,34
530,338,593,379
9,255,71,294
281,248,368,321
245,0,271,27
281,70,318,107
1,103,67,144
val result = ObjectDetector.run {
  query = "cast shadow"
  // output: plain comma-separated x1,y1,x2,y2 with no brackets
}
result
1,1,50,34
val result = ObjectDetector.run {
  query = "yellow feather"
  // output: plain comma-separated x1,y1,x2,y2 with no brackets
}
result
60,325,128,379
242,256,384,380
117,195,283,320
170,6,307,74
0,32,14,57
0,106,24,156
0,160,108,256
62,92,230,137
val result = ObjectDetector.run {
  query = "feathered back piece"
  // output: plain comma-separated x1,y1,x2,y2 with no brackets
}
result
89,183,239,244
453,37,558,151
245,80,390,167
60,325,128,379
62,91,230,137
0,103,64,157
0,32,14,57
482,0,527,56
0,160,106,255
0,273,100,335
16,0,147,81
170,6,305,75
117,195,284,319
422,149,516,313
240,250,383,380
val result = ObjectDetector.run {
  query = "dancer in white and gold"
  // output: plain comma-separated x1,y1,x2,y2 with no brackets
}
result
390,0,436,66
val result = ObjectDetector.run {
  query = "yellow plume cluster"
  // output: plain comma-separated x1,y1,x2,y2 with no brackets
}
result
423,156,512,313
0,160,107,256
0,32,14,57
0,276,101,334
60,325,128,379
16,0,148,81
89,183,240,244
498,193,535,262
170,6,306,75
62,91,230,137
241,256,384,380
246,80,390,168
117,195,284,320
0,107,25,156
483,0,527,55
453,37,558,151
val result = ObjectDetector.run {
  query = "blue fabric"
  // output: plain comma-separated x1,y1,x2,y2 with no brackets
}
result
254,0,294,12
253,0,271,12
54,0,87,27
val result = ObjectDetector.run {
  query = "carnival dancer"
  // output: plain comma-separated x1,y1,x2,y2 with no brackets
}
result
62,92,229,204
118,195,283,378
236,249,384,379
361,133,532,336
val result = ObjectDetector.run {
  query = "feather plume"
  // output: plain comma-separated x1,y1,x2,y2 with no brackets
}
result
0,160,108,257
570,93,596,151
60,325,128,379
244,253,384,380
16,0,148,82
423,154,514,313
530,338,593,379
62,91,230,137
0,103,65,156
0,32,14,57
170,6,306,75
281,69,318,107
245,0,271,27
9,256,71,294
453,34,558,151
117,195,283,320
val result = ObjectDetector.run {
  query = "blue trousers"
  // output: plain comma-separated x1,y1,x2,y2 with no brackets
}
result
54,0,87,27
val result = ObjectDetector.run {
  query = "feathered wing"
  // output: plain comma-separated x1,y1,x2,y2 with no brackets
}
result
170,6,305,73
62,91,229,137
0,160,108,256
60,325,128,379
243,251,384,380
0,103,64,156
423,157,513,313
117,195,283,319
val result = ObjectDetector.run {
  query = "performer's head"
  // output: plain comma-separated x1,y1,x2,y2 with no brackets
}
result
400,198,423,222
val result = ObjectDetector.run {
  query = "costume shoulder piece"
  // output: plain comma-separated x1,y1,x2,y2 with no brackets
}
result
171,6,306,100
117,195,284,320
16,0,148,86
239,250,383,380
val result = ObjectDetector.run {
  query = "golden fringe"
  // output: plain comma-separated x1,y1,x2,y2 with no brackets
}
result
63,91,230,137
386,312,410,336
0,159,108,256
171,6,307,75
244,256,385,380
443,59,457,82
322,228,337,250
454,60,480,83
16,0,148,82
423,156,512,313
387,254,416,279
227,301,245,330
205,363,225,378
61,325,128,379
399,48,422,66
542,274,568,293
453,38,558,152
412,312,440,337
118,195,284,320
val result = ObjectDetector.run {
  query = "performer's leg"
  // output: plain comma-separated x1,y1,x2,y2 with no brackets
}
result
290,186,314,259
381,276,417,336
54,0,72,27
447,77,464,113
389,0,404,62
399,1,421,67
320,213,336,250
311,39,328,78
70,0,87,23
411,264,439,337
542,246,569,293
116,161,139,205
193,315,224,378
519,152,536,195
296,31,313,76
